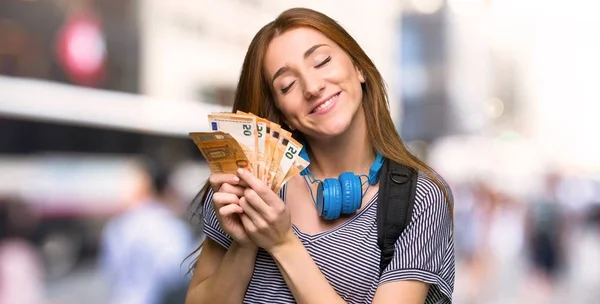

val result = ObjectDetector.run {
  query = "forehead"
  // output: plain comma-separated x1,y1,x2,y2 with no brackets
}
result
264,27,335,69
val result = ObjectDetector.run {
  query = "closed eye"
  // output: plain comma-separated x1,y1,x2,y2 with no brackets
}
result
315,56,331,68
281,81,295,94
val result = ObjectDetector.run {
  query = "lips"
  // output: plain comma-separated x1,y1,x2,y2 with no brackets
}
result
310,92,341,114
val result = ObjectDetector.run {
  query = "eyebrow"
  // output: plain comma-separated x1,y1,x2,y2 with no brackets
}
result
271,44,329,84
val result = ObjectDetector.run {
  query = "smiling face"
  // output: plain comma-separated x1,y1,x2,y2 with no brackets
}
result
264,27,366,139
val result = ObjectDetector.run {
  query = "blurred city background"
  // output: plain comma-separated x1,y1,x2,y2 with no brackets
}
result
0,0,599,303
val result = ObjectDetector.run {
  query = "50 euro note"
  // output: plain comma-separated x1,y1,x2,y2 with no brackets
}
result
273,155,310,193
189,131,251,174
236,111,269,180
269,135,303,192
208,113,258,176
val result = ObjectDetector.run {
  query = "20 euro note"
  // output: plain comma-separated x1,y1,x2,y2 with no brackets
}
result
266,127,292,187
208,113,258,176
269,135,303,191
189,131,251,174
264,122,282,183
236,111,269,180
273,155,310,193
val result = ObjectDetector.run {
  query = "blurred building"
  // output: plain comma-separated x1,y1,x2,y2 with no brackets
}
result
139,0,404,121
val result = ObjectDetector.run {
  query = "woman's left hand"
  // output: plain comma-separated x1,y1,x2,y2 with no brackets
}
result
235,168,296,252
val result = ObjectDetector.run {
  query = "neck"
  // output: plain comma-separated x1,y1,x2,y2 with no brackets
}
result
305,108,374,179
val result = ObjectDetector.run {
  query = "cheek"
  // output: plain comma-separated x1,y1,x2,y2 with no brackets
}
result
273,98,298,124
276,94,304,116
346,70,364,98
329,63,360,91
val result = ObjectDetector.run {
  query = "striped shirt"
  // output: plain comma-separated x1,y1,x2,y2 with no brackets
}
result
202,172,454,303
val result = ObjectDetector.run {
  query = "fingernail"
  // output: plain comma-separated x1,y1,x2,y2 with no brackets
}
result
233,176,240,183
237,168,244,175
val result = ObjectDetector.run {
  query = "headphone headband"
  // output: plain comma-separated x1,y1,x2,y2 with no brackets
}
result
369,153,384,184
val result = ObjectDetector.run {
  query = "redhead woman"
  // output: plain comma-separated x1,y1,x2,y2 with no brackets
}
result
186,7,454,304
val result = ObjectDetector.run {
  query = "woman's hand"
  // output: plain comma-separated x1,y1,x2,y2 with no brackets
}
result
235,168,296,252
209,173,256,249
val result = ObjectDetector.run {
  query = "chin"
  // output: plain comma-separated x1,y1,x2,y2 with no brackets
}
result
313,116,354,138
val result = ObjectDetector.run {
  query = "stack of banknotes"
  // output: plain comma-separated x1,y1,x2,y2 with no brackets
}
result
190,111,310,193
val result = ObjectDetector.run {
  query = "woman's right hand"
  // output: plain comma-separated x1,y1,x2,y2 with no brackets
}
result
209,173,255,248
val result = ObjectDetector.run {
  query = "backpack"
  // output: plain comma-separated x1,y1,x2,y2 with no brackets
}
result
376,158,418,275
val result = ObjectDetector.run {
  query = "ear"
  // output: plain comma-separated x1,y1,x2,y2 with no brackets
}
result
356,67,365,83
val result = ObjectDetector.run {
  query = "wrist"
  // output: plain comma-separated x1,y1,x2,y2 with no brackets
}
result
268,231,302,259
232,241,259,253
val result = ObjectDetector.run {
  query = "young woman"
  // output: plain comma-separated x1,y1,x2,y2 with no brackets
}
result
185,7,454,304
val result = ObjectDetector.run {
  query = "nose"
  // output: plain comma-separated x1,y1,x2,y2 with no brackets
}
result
302,73,325,100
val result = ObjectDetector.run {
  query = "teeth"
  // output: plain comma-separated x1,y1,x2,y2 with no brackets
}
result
314,94,337,113
315,100,332,112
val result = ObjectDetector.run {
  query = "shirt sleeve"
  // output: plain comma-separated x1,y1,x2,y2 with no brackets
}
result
202,188,233,249
378,174,455,302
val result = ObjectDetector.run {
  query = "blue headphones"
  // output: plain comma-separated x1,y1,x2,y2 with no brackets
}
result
298,146,384,220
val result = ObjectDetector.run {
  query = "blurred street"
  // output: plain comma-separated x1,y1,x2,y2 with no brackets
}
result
45,260,109,304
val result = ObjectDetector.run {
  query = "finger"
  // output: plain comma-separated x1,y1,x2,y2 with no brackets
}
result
218,204,243,217
237,179,249,188
239,197,267,228
240,213,257,233
209,174,240,192
219,183,245,197
236,168,277,204
243,188,271,216
212,192,239,209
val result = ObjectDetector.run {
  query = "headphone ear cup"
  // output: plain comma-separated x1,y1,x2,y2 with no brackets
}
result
317,178,342,220
338,172,362,215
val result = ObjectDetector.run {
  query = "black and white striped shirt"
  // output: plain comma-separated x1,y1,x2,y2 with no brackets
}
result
202,172,454,303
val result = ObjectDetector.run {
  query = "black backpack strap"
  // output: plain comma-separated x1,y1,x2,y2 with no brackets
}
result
377,158,418,275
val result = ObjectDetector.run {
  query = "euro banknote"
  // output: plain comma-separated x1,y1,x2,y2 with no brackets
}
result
190,111,309,192
208,113,259,176
189,131,251,174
